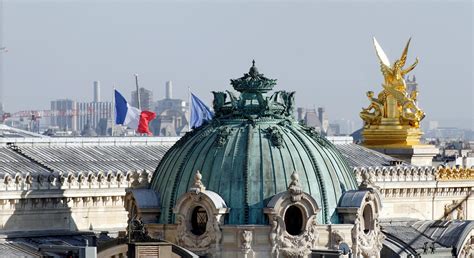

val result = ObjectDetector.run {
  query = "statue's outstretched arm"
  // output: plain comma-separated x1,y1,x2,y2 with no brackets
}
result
401,58,419,76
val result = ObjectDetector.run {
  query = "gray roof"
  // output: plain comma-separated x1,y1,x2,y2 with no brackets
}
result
0,142,174,177
381,220,474,256
334,143,409,168
128,189,161,209
0,231,99,257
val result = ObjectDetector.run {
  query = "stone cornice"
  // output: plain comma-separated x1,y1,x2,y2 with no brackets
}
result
353,166,437,183
0,169,151,192
353,166,474,198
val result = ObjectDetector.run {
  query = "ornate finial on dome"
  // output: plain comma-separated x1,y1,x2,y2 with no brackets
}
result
189,170,206,193
230,60,277,93
288,171,303,202
249,60,259,78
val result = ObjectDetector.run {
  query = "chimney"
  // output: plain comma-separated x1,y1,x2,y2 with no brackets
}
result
166,81,173,99
93,81,100,102
297,107,305,121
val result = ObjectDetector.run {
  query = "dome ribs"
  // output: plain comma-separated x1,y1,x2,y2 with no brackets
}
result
167,127,213,224
243,125,251,224
287,125,330,223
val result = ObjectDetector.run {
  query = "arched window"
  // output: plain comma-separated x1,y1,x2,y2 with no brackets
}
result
362,204,374,234
285,205,304,236
191,206,208,236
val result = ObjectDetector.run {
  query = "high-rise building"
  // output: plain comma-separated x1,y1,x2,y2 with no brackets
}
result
76,101,112,135
318,107,329,133
131,87,153,111
304,109,321,129
93,81,101,102
50,99,77,131
152,81,189,136
165,81,173,99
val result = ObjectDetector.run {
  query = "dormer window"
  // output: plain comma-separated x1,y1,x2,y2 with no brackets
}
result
285,205,304,236
191,206,208,236
362,204,374,234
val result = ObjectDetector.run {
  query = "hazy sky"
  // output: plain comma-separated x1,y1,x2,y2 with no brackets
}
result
1,0,473,129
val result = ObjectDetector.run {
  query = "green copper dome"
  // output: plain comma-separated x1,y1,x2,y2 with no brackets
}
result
150,62,357,225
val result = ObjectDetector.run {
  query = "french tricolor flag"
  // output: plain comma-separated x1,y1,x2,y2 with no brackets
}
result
115,90,156,135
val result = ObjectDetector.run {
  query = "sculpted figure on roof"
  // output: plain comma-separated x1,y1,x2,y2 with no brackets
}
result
360,38,425,128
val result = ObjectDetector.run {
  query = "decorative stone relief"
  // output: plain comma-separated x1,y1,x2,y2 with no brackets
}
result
339,190,384,258
264,171,320,257
264,126,284,148
241,230,253,254
331,230,345,249
269,215,319,257
443,200,465,221
359,169,377,190
215,127,231,147
460,235,474,257
173,171,229,257
288,171,303,202
351,216,385,258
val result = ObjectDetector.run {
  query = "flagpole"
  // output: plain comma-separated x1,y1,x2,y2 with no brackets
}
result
112,85,115,137
188,86,191,131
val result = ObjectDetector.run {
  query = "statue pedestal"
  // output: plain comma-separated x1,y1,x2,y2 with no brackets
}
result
362,124,438,166
369,144,439,166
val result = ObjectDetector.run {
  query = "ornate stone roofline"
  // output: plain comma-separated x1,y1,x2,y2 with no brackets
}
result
0,136,180,147
353,166,437,183
0,169,152,192
353,166,474,199
353,166,474,183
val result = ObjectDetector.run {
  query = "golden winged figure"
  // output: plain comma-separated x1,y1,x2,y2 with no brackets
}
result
373,37,419,92
360,38,425,128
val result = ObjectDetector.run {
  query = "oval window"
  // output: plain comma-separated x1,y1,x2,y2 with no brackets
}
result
284,205,304,236
362,204,374,234
191,206,208,236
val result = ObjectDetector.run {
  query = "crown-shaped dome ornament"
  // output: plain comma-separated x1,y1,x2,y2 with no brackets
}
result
230,60,277,93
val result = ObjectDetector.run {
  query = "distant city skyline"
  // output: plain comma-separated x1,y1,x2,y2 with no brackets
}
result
0,1,472,129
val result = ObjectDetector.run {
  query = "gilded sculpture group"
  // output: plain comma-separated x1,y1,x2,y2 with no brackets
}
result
360,38,425,128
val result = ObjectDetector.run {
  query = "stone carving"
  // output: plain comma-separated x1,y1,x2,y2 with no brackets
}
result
269,215,319,257
302,126,327,146
215,127,231,147
189,170,206,193
461,235,474,257
174,177,228,257
241,230,253,254
359,169,378,190
288,171,303,202
129,216,152,242
351,216,384,258
444,200,465,221
331,230,345,249
264,126,284,148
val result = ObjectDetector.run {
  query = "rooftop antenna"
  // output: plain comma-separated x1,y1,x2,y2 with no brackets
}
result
134,74,141,110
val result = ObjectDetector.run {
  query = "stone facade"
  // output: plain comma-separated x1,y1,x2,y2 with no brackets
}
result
0,169,151,233
353,166,474,221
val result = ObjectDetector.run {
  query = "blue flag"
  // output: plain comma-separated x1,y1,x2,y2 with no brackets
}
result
190,93,214,128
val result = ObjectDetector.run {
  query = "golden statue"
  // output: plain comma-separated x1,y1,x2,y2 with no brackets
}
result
361,38,426,147
361,37,424,128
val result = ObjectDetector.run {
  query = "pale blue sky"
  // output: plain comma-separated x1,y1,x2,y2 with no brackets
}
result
1,0,473,129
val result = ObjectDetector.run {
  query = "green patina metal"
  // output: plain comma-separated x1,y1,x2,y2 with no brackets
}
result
150,61,358,225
